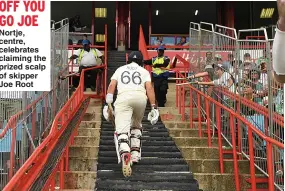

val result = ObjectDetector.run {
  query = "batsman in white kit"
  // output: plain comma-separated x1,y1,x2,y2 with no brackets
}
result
103,51,160,177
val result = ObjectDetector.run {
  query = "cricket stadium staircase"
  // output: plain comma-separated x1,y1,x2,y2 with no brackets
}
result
2,23,284,191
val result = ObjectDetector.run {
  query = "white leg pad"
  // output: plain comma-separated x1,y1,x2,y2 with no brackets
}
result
114,132,130,164
130,128,142,160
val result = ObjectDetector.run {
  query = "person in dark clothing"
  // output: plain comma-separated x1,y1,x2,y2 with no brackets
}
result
69,17,76,32
143,46,170,107
69,40,104,91
77,34,91,46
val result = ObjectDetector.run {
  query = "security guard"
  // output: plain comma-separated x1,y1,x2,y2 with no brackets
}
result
144,46,170,107
69,39,104,91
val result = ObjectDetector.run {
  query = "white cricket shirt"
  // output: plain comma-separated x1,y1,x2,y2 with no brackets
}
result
111,62,151,95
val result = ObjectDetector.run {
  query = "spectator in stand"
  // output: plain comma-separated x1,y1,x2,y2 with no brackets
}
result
154,36,165,46
205,52,213,65
177,36,187,45
214,54,223,66
69,17,75,32
77,34,91,45
69,15,86,32
272,0,285,83
68,39,73,45
243,53,252,62
238,59,256,83
240,68,264,106
258,59,269,88
197,63,236,109
175,37,187,50
74,15,82,28
197,64,235,94
223,53,234,71
256,49,270,66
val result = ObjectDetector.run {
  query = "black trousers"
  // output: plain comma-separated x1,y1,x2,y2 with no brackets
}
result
153,77,168,107
79,66,98,88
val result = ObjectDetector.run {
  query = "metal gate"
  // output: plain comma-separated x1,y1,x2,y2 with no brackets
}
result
0,18,70,190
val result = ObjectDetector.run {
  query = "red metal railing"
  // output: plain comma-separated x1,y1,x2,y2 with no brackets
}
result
139,23,284,190
3,25,108,191
3,66,106,191
175,71,284,191
0,65,69,186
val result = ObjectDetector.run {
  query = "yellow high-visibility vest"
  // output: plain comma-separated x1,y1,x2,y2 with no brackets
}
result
152,56,170,75
78,49,99,65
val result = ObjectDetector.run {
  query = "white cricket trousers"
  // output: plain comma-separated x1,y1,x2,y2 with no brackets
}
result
114,92,147,155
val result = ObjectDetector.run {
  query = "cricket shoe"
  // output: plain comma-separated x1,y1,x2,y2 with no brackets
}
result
121,152,132,177
131,151,140,165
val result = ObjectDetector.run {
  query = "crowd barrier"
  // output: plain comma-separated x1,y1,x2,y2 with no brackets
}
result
2,23,108,190
175,70,284,191
187,22,282,190
139,21,283,190
0,19,70,189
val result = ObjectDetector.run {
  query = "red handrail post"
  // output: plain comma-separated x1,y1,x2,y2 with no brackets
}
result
266,143,275,191
178,85,182,114
236,102,242,160
65,147,69,171
60,158,64,189
175,72,178,107
205,99,211,147
230,114,240,191
216,106,224,173
197,94,202,137
182,85,185,121
189,88,193,128
248,127,256,190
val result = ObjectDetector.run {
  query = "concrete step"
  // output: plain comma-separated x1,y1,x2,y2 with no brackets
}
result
74,136,100,146
79,121,101,129
69,146,99,158
56,171,96,189
97,164,190,172
69,157,98,171
85,106,102,114
179,146,221,159
82,112,102,121
194,173,268,191
164,121,207,129
168,128,207,137
186,159,255,174
77,128,100,136
95,179,199,191
96,171,194,182
88,98,102,107
173,137,220,147
158,107,179,115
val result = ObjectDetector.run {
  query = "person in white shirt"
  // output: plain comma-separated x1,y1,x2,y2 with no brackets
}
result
197,64,235,91
273,0,285,83
102,51,159,177
69,40,104,91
